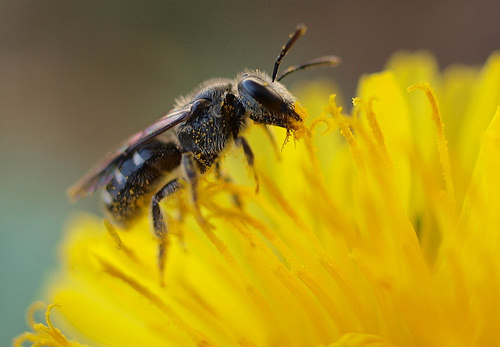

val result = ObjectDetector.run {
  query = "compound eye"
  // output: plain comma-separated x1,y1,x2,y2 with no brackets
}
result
239,77,283,111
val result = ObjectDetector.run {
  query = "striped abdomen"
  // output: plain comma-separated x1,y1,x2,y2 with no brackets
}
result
102,139,181,226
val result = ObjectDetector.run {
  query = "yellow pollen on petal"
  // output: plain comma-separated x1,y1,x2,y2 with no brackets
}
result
13,302,84,347
408,82,456,207
328,95,363,170
352,97,387,154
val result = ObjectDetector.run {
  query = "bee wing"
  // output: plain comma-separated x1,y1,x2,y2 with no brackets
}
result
67,104,193,201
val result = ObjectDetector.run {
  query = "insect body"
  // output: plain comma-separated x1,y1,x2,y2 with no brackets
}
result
68,24,339,282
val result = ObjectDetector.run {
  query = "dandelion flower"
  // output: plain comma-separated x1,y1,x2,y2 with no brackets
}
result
16,52,500,346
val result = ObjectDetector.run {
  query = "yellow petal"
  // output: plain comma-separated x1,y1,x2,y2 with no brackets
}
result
356,71,412,211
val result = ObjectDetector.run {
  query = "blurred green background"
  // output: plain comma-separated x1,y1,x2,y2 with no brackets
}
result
1,0,499,344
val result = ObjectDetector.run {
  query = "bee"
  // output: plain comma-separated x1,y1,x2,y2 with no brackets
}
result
68,24,339,282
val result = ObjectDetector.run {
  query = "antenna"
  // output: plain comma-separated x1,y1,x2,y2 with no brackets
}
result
277,55,341,82
271,24,307,82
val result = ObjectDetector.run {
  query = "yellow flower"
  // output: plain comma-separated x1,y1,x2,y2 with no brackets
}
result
16,52,500,346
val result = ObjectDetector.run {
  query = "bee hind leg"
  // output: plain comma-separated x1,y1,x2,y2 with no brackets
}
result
151,178,182,286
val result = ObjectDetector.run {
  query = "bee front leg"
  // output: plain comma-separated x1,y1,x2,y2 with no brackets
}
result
151,178,182,286
234,136,259,193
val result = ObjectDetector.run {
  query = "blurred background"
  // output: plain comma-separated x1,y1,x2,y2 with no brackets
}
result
1,0,499,343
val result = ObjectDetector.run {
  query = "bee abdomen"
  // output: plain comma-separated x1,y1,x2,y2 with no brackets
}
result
103,140,181,226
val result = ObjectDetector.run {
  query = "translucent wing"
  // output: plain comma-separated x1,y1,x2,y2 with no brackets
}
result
68,104,193,201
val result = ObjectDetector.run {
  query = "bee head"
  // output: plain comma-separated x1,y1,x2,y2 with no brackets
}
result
236,24,339,131
237,73,301,130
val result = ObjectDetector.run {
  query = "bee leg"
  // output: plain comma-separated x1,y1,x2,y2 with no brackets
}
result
235,136,259,193
151,178,182,286
214,162,242,208
181,153,202,216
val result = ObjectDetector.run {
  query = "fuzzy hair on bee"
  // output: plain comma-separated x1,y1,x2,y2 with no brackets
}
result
68,24,340,284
